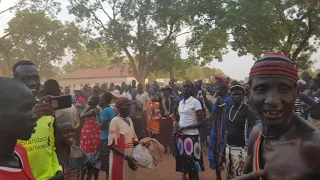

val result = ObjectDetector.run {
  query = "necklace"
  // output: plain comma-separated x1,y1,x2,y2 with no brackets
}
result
261,132,283,139
228,103,243,121
117,115,130,126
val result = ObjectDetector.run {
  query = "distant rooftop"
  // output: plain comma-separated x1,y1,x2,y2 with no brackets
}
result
56,65,133,79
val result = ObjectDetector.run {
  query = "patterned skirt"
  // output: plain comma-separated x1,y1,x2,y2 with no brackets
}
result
96,139,110,172
226,144,247,180
175,135,204,174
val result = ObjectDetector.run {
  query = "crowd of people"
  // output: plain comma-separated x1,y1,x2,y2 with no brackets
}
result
1,54,320,180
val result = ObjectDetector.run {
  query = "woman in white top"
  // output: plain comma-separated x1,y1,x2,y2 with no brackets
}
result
175,81,205,180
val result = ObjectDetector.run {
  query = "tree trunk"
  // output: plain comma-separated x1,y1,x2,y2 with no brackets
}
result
136,74,146,85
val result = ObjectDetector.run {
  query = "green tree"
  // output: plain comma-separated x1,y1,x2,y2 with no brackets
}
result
63,43,120,73
151,42,195,78
177,66,225,82
0,10,84,78
68,0,191,83
189,0,320,70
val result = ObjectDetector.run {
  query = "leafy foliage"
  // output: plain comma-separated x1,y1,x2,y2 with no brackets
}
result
178,66,225,81
189,0,320,70
63,42,122,73
68,0,191,83
0,10,84,78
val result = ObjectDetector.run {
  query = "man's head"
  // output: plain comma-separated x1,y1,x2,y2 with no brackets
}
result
302,71,311,82
249,54,298,127
121,82,126,88
182,80,196,98
152,81,158,86
230,85,245,104
109,82,115,88
137,84,143,93
309,79,318,91
43,79,61,96
0,78,37,140
100,83,107,91
116,97,131,118
169,79,175,88
74,90,81,99
195,79,203,90
64,86,71,95
132,80,137,87
13,60,40,97
215,83,228,97
99,91,113,107
151,85,159,96
93,86,100,96
88,95,99,108
231,80,238,86
162,85,172,97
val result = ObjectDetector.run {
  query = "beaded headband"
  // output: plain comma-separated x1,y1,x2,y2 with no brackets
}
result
249,54,298,82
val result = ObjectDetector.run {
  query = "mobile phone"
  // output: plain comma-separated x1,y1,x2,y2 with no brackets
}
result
199,90,203,95
51,95,72,110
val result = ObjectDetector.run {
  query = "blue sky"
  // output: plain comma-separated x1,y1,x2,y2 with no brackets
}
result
1,0,320,80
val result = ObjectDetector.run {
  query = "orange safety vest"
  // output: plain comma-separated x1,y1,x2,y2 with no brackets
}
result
146,99,160,134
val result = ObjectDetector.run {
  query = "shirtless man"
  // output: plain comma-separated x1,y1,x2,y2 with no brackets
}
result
237,54,320,180
225,85,257,180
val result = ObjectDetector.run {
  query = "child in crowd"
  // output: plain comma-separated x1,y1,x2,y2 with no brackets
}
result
55,121,96,180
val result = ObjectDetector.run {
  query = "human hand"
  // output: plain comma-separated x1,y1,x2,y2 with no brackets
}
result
49,171,63,180
34,96,55,119
174,127,186,135
125,155,138,171
216,96,224,105
233,170,267,180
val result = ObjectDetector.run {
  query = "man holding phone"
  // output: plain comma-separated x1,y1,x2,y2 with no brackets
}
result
13,60,63,180
43,79,80,145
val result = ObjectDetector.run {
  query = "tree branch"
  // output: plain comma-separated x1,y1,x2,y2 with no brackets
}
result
96,0,113,20
147,17,180,62
0,2,20,15
292,11,314,61
0,33,11,40
174,31,192,38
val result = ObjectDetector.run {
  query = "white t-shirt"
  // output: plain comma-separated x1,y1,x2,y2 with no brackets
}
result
122,92,132,100
136,92,149,111
178,96,203,135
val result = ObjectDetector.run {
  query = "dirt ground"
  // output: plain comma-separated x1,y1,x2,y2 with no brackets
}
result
98,153,226,180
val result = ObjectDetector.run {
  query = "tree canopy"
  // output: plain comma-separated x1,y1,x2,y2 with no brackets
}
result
0,10,83,78
188,0,320,70
68,0,192,83
62,42,122,73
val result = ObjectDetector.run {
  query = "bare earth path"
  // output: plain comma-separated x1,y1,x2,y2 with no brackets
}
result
98,153,226,180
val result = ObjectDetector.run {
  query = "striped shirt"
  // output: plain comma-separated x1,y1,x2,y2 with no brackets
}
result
294,98,303,116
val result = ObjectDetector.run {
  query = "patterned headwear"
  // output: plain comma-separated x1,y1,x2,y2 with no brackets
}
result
115,97,130,109
249,54,298,83
230,85,245,93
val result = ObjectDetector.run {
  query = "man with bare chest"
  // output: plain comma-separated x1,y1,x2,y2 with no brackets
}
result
226,85,257,180
236,54,320,180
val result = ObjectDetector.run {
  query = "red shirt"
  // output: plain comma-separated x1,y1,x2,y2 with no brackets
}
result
0,144,35,180
77,96,86,103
